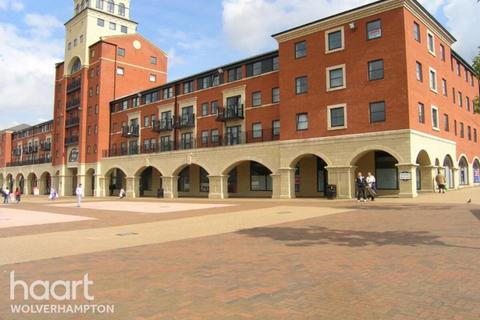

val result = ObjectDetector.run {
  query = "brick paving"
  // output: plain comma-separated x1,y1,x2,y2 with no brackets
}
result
0,190,479,319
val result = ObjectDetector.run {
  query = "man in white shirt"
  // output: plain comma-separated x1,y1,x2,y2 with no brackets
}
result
366,172,377,201
75,184,84,208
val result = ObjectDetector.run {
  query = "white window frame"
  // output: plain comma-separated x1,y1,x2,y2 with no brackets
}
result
429,67,437,93
426,30,435,56
326,64,346,91
116,67,124,76
149,74,157,82
431,105,439,131
327,103,347,130
325,26,345,54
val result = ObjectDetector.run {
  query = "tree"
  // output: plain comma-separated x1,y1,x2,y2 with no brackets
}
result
474,48,480,114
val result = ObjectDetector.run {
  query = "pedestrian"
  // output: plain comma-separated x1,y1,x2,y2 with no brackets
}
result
435,170,446,194
75,184,84,208
356,172,367,202
14,188,21,204
49,187,58,200
119,188,126,199
1,188,8,204
366,172,377,201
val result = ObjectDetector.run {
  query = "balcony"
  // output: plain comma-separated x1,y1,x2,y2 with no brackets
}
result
174,114,195,129
65,117,80,128
121,125,140,138
22,146,39,154
6,157,52,167
152,119,173,133
65,135,79,146
216,104,244,122
41,142,52,151
66,98,81,110
67,78,81,93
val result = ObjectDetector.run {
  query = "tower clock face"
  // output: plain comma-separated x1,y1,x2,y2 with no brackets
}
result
69,148,79,162
133,40,142,49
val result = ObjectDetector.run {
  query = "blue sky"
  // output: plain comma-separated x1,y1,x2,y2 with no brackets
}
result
0,0,478,128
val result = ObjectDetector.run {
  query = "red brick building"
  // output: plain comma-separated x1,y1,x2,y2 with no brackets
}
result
1,0,479,199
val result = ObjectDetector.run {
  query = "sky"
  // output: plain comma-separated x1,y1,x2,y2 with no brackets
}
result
0,0,478,129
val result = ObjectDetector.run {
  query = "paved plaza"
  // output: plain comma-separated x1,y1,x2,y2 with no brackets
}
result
0,188,479,319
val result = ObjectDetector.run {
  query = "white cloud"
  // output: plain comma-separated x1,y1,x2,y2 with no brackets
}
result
0,19,63,128
24,13,63,38
0,0,24,11
418,0,445,13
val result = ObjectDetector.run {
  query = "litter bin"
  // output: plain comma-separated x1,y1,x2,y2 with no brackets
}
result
326,184,337,200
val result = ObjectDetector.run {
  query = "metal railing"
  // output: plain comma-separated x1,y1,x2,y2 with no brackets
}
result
216,104,244,122
66,98,81,110
65,136,79,145
41,142,52,151
6,157,52,167
152,119,173,132
65,117,80,128
121,125,140,137
174,114,195,129
67,78,81,93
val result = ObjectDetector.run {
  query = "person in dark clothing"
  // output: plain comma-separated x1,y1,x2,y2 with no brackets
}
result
356,172,367,202
1,188,8,204
15,188,21,204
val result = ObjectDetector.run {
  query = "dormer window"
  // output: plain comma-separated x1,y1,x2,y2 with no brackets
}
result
118,3,125,16
107,0,114,13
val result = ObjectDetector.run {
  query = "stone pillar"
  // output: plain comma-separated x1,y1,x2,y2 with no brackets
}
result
161,176,179,199
468,163,475,186
396,163,419,198
326,166,356,199
452,167,460,190
59,175,73,197
272,168,295,199
95,176,105,197
126,176,140,198
420,165,437,192
77,174,86,195
208,175,229,199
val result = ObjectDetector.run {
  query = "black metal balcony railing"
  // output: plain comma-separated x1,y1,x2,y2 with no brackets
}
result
41,142,52,151
66,98,81,110
67,78,81,93
152,119,173,132
65,117,80,128
103,129,280,158
174,114,195,129
12,149,22,157
121,125,140,137
6,157,52,167
65,135,79,146
216,104,244,122
22,146,39,154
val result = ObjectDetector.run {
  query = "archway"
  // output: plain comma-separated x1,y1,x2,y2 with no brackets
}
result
84,169,96,197
15,173,25,194
224,160,273,198
443,155,454,189
175,164,209,198
6,174,13,193
105,168,127,197
68,56,82,74
27,173,38,195
136,166,163,197
415,150,432,191
39,172,52,195
66,168,78,196
458,156,469,186
290,154,328,198
473,159,480,184
351,150,399,196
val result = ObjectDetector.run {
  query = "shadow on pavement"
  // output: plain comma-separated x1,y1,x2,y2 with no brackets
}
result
472,210,480,221
237,226,480,250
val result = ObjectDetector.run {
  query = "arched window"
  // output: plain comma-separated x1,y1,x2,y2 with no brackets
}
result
118,3,125,16
107,0,114,13
70,57,82,74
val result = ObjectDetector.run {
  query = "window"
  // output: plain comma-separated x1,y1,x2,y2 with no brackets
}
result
201,103,209,116
295,41,307,59
107,0,114,13
95,104,99,114
326,27,344,53
454,120,458,136
328,104,347,129
416,61,423,82
370,101,386,123
150,56,157,65
443,114,449,131
116,67,124,75
429,67,437,92
474,128,477,143
109,22,116,31
452,88,456,103
327,65,346,91
418,103,425,123
460,122,464,138
211,101,219,114
468,126,472,140
413,22,421,42
246,57,277,77
458,91,463,107
183,80,194,94
427,30,435,55
118,3,125,16
144,116,150,127
201,131,209,145
367,20,382,40
163,87,173,99
228,67,242,82
96,0,104,9
80,35,83,43
252,61,262,76
149,74,156,83
295,76,308,94
97,18,105,27
431,106,439,130
296,113,308,131
74,39,77,47
273,56,279,70
132,97,139,107
440,44,445,61
272,120,280,136
442,79,447,96
252,123,263,139
368,60,384,80
211,129,219,143
272,87,280,103
117,47,125,57
68,42,71,50
121,25,127,34
250,162,272,191
466,96,470,111
252,91,262,107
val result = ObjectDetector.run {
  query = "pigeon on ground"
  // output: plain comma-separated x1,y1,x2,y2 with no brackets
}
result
467,199,472,204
